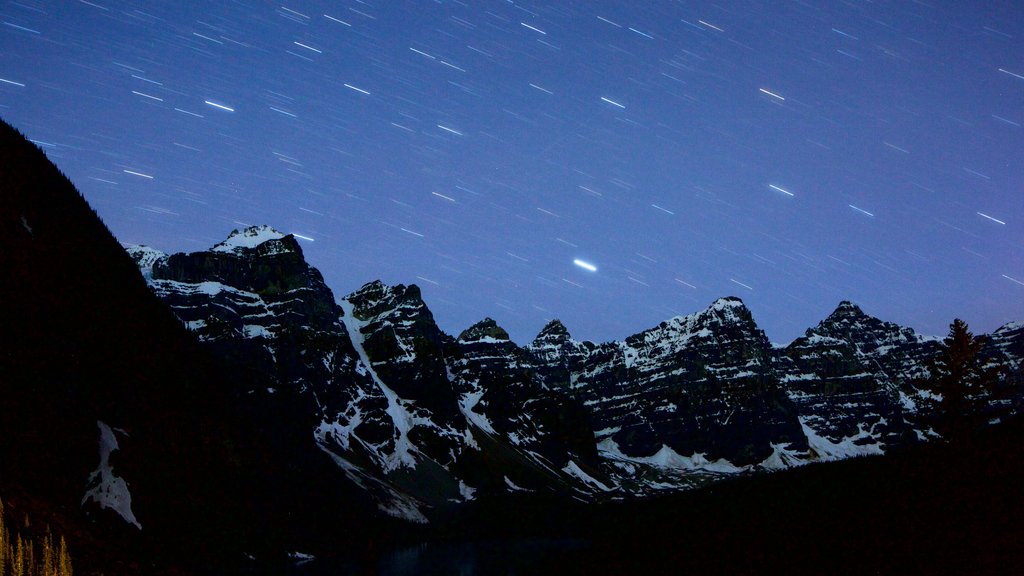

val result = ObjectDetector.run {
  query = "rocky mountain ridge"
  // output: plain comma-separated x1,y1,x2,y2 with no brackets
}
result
124,226,1024,522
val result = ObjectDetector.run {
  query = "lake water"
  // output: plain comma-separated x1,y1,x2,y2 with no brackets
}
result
294,538,590,575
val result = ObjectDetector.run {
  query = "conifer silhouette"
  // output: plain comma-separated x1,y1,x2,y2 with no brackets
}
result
923,319,1002,440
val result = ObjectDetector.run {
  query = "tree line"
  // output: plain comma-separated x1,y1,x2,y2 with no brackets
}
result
0,498,73,576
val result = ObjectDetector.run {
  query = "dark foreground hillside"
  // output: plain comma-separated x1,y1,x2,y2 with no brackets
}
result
0,115,258,572
0,118,399,574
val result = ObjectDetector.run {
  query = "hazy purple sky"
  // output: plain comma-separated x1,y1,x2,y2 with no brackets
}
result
1,1,1021,344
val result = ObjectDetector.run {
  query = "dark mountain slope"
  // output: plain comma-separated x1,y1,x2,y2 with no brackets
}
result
0,118,246,569
0,118,391,573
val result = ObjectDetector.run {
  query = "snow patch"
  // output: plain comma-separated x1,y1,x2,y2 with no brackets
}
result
562,460,615,492
459,335,509,344
898,390,918,412
759,442,806,470
458,388,496,435
185,319,207,331
621,343,639,369
503,476,532,492
995,321,1023,334
710,297,746,313
152,279,246,298
462,426,480,450
800,333,847,347
82,421,142,529
212,225,286,253
598,438,748,473
800,417,884,460
243,324,274,339
458,480,477,501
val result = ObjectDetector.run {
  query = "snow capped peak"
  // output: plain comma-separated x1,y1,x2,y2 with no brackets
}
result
994,320,1024,335
458,317,510,343
123,244,167,279
700,296,754,327
212,225,287,254
123,243,167,263
710,296,746,311
620,297,767,365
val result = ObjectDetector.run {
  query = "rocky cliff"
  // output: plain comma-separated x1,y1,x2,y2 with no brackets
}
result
126,226,1024,520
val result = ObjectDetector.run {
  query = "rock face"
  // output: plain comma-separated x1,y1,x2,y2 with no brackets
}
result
131,232,606,520
127,226,1024,520
533,297,806,469
775,301,940,460
450,317,608,493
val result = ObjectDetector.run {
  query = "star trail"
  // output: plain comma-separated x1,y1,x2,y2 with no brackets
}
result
0,1,1021,343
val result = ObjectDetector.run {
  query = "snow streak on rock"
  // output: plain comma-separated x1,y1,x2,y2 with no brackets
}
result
338,299,422,472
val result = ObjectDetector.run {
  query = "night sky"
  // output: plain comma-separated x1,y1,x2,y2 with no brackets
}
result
1,1,1021,345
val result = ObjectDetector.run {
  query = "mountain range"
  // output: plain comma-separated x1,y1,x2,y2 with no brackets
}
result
2,116,1022,574
123,223,1023,523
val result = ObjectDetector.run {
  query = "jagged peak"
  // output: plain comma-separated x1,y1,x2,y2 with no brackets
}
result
829,300,865,319
534,319,571,342
211,225,289,254
345,279,431,322
354,279,390,295
639,297,761,348
810,301,872,335
458,317,510,343
348,279,419,302
805,300,931,350
698,296,754,327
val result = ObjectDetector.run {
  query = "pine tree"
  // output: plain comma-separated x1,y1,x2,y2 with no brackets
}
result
1,497,7,576
57,536,71,576
923,318,1001,440
12,534,24,576
41,531,53,576
23,537,33,576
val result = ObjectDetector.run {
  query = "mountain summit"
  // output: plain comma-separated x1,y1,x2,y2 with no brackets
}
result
211,225,289,254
